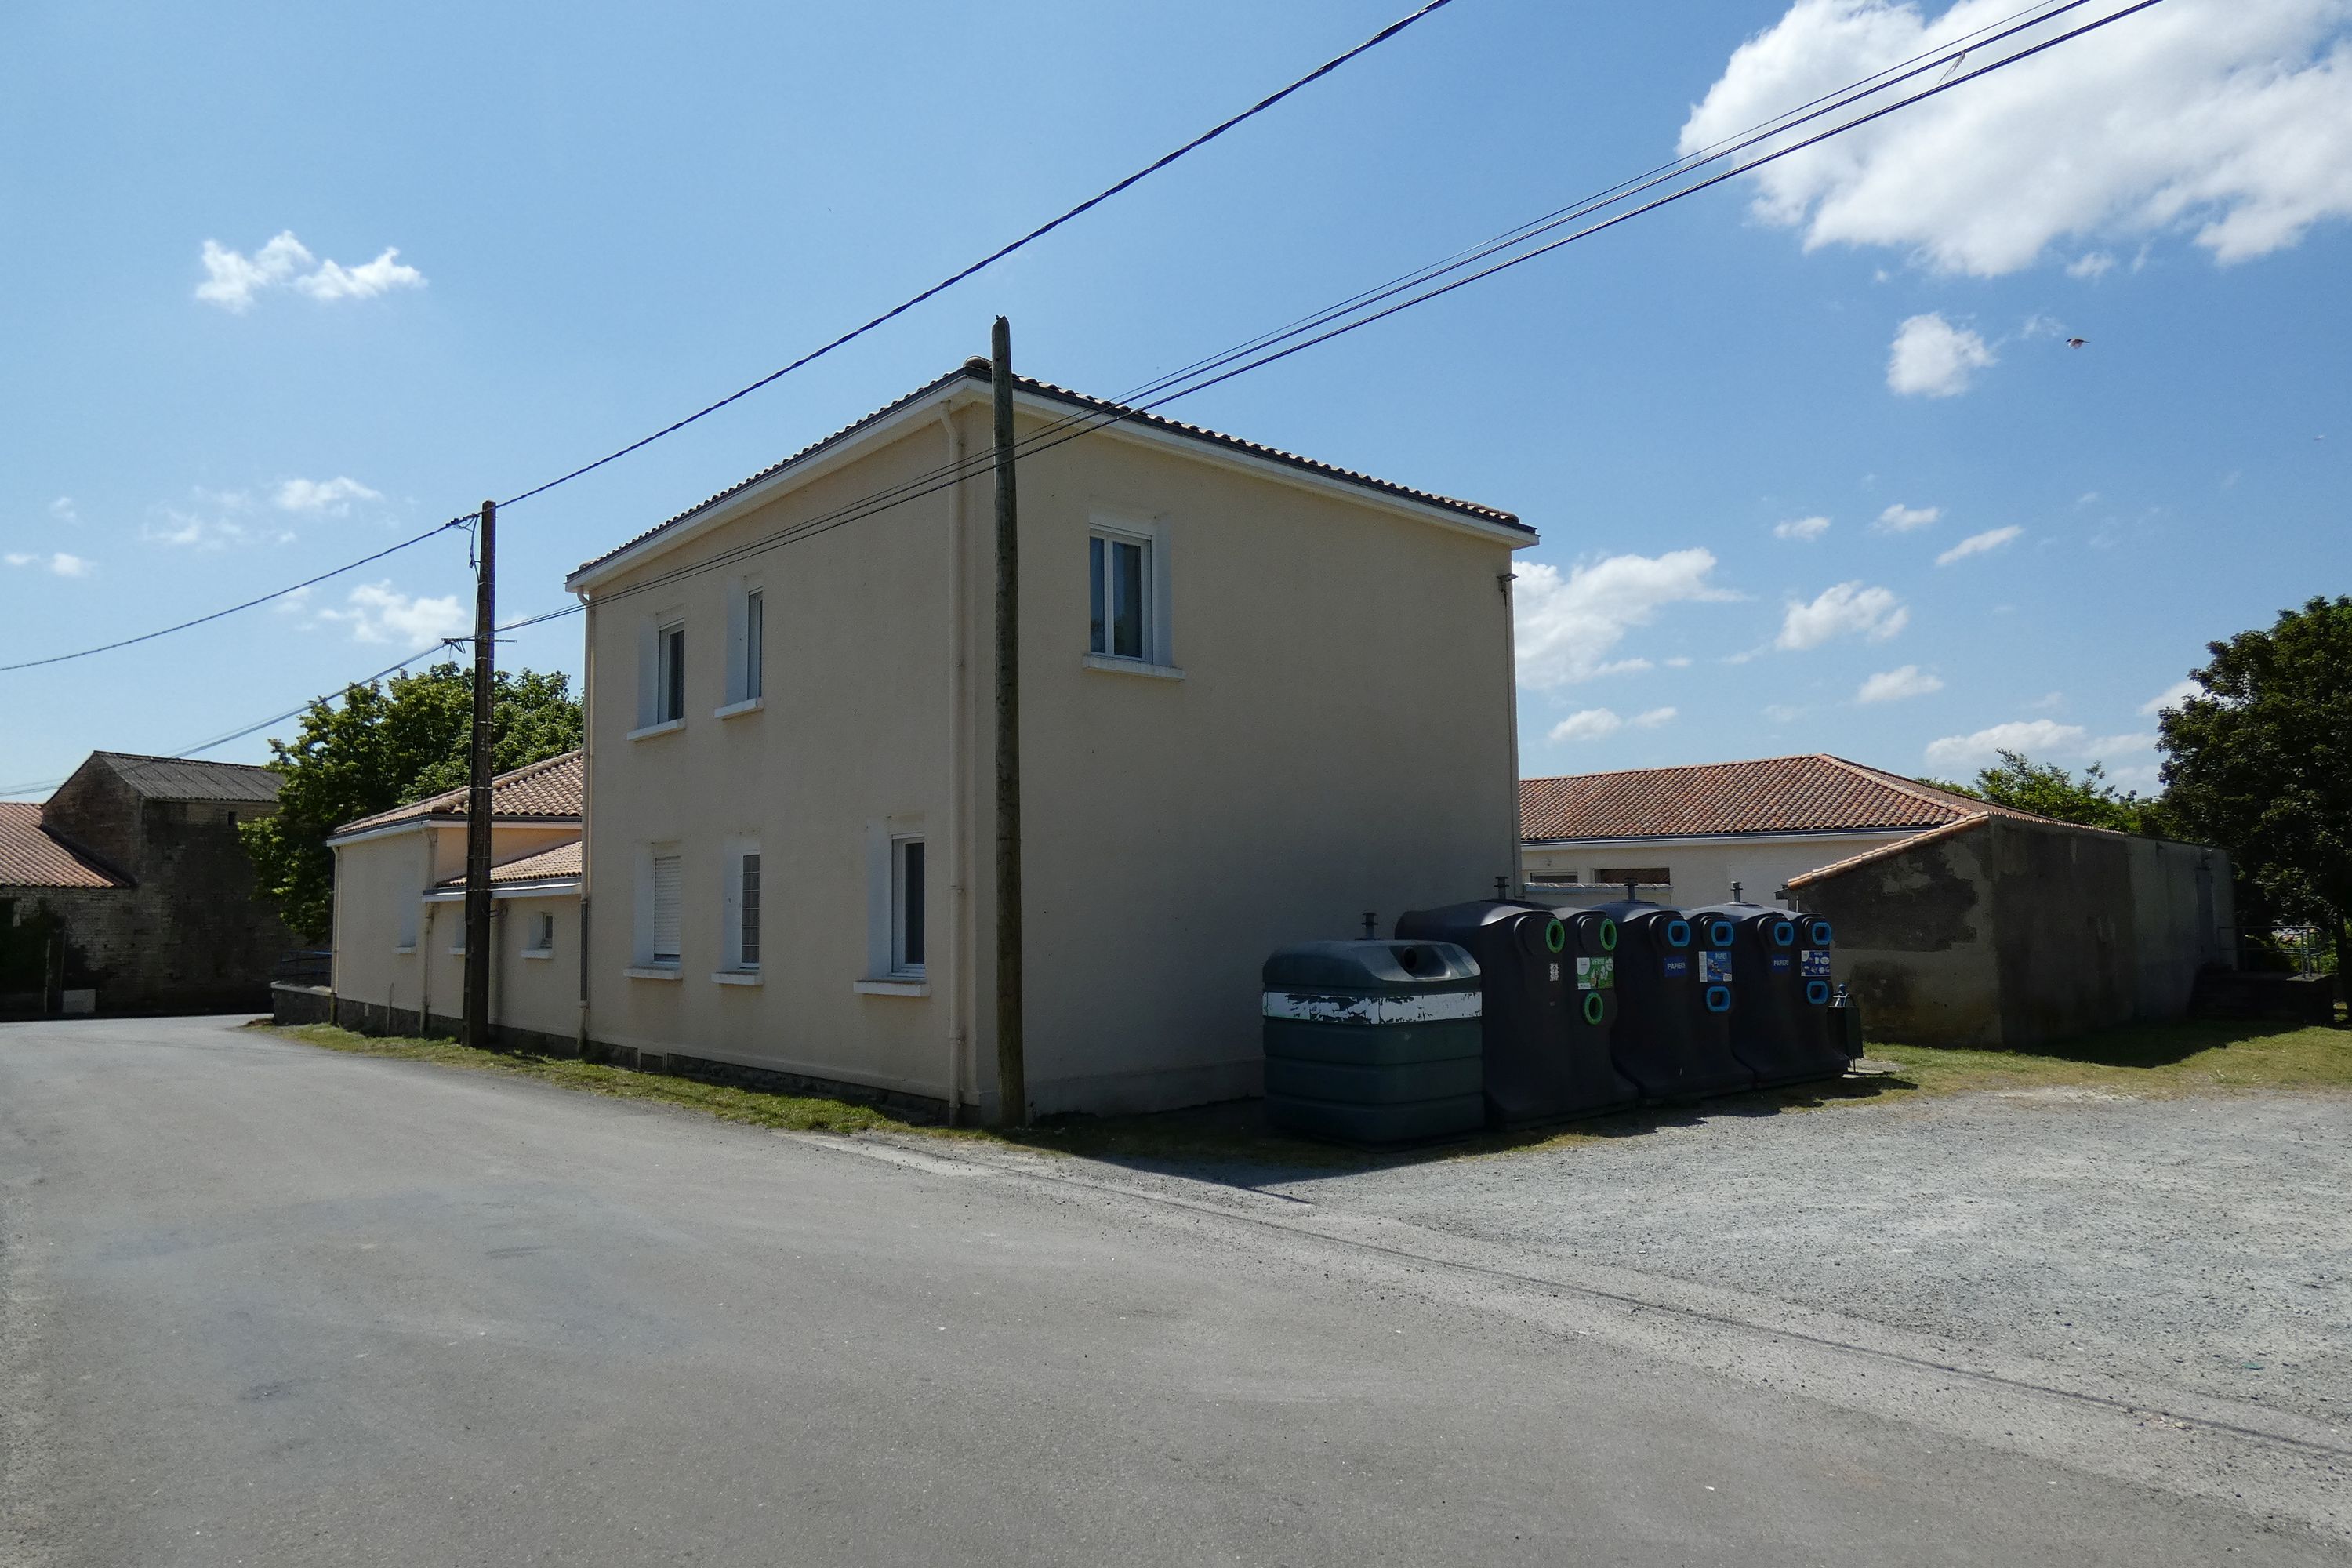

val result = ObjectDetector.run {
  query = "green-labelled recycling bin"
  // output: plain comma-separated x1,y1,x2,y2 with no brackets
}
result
1262,939,1484,1144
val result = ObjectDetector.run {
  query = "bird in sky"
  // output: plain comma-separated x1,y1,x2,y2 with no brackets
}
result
2066,336,2089,348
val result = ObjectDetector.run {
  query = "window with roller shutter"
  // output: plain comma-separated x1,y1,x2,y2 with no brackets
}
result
651,854,683,964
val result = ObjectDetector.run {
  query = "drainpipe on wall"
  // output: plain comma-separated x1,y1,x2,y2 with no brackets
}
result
1501,569,1524,900
577,598,596,1060
937,401,969,1126
419,902,435,1034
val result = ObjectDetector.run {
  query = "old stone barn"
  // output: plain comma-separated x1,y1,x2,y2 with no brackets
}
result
0,752,292,1016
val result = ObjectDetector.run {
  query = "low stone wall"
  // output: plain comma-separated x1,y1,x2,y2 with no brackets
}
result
269,983,335,1026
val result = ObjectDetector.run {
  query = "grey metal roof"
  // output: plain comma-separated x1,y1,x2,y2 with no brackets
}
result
570,362,1528,582
92,753,282,803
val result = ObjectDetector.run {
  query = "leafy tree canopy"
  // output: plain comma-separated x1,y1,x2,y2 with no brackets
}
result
2158,594,2352,951
240,663,582,944
1918,750,2163,835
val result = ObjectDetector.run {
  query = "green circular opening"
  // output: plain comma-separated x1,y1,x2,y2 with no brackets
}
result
1544,918,1566,953
1581,990,1606,1025
1597,917,1618,953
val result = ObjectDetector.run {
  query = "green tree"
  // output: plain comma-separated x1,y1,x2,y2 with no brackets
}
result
2158,594,2352,964
1918,753,2163,833
241,663,582,944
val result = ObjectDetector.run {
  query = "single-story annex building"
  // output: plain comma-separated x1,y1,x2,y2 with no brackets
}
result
1518,753,2234,1048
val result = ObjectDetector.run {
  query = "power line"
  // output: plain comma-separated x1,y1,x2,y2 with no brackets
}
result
587,0,2161,610
0,2,1456,682
0,516,475,675
492,0,1461,510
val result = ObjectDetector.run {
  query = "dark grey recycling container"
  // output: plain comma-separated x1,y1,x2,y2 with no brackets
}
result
1261,940,1485,1144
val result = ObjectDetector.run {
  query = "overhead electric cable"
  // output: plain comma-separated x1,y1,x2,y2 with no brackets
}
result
587,0,2164,608
492,0,1461,510
0,516,476,675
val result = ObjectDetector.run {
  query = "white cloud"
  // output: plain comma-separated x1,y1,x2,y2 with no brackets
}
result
1857,664,1944,703
1774,514,1832,540
1513,548,1737,688
195,231,314,312
49,496,77,524
314,581,469,646
2067,251,2118,278
1777,580,1908,648
1549,708,1625,743
2028,691,2066,710
1763,702,1806,723
1680,0,2352,276
1632,706,1679,728
195,231,426,312
2140,677,2202,714
1875,502,1940,532
5,550,93,578
292,248,426,303
1935,524,2024,565
1887,312,1995,397
274,476,383,514
1922,720,2156,771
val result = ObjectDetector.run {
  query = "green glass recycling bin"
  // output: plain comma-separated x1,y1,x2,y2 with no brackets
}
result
1261,940,1485,1145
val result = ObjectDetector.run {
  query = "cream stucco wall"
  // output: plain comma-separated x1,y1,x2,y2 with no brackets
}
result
331,822,581,1042
575,385,1526,1117
1523,833,1915,911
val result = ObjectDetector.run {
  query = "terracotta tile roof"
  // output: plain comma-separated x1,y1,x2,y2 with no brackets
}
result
1520,753,2056,843
1784,814,1992,888
570,362,1526,582
435,840,581,889
0,803,128,889
89,752,282,803
332,750,584,838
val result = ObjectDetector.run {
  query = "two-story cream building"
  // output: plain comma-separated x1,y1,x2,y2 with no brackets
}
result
562,360,1534,1120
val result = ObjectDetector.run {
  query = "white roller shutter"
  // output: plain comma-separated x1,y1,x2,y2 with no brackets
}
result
651,855,683,961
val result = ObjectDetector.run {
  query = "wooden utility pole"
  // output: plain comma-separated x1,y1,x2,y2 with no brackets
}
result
989,318,1027,1127
461,499,497,1049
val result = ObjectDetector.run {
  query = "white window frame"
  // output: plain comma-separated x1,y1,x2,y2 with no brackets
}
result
632,842,684,971
719,837,762,975
861,818,930,993
720,576,767,716
890,837,926,978
633,608,690,737
1083,507,1176,674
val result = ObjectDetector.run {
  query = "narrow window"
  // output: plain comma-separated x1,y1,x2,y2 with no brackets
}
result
651,853,683,964
743,590,764,701
739,852,761,970
532,911,555,950
891,837,926,975
1087,532,1149,660
658,622,685,723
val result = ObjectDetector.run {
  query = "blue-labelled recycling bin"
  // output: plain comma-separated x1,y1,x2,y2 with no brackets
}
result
1261,940,1485,1144
1682,902,1848,1088
1585,899,1755,1102
1393,901,1635,1127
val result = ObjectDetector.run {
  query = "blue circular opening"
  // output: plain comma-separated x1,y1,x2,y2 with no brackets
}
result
1704,985,1732,1013
1806,978,1831,1005
1770,920,1795,947
1708,920,1734,948
1812,920,1834,946
1664,919,1690,948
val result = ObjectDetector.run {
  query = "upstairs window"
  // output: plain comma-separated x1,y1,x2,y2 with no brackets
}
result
1088,532,1150,661
657,622,686,724
744,590,764,701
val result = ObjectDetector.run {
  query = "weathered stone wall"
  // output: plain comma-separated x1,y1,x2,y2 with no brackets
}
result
1791,822,2003,1047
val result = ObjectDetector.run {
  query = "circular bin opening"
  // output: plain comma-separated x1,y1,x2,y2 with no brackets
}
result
1597,916,1618,952
1806,978,1832,1005
1582,990,1606,1025
1770,920,1795,947
1544,918,1566,953
1811,920,1835,946
1704,984,1732,1014
1396,946,1425,974
1706,919,1735,948
1664,918,1691,948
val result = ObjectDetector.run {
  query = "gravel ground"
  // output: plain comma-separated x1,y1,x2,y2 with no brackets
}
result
1238,1088,2352,1428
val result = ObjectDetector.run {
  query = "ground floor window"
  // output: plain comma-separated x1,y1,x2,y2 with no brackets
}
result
891,837,925,976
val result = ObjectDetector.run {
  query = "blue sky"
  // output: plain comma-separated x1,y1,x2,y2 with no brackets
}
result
3,0,2346,798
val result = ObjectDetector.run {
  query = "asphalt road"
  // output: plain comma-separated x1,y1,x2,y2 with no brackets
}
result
2,1017,2341,1566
